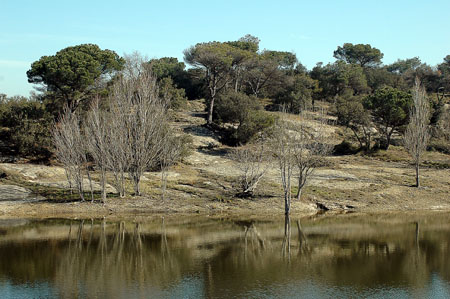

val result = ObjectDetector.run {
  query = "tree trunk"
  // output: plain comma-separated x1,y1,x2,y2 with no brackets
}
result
120,171,125,197
78,179,85,202
207,97,214,125
296,174,303,201
284,191,291,215
385,128,393,150
282,214,291,258
100,167,106,203
296,187,302,201
134,175,141,196
415,162,420,187
86,169,94,202
207,76,217,125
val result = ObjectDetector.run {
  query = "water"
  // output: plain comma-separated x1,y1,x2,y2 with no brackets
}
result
0,213,450,298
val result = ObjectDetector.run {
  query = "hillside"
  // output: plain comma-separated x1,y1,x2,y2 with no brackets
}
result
0,99,449,219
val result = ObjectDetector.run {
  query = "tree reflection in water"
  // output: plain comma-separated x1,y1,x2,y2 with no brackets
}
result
0,214,450,298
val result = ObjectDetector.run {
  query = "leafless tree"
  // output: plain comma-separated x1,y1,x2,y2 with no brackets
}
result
108,54,169,196
282,214,291,259
404,78,430,187
292,109,333,200
84,97,108,202
104,97,128,197
272,112,295,215
273,109,332,215
230,139,271,197
55,53,180,200
53,107,87,201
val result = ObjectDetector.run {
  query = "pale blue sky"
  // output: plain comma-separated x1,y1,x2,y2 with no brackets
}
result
1,0,449,97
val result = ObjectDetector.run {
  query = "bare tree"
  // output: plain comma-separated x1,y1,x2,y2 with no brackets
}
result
84,97,108,202
272,112,295,215
281,214,291,259
53,107,86,201
404,78,430,187
109,54,169,196
292,109,333,200
104,97,128,197
230,140,271,197
273,109,332,215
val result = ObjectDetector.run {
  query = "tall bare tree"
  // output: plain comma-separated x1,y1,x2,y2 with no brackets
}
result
292,109,333,200
84,97,108,202
53,107,86,201
110,56,169,196
404,78,430,187
273,109,332,215
104,95,128,197
272,112,295,215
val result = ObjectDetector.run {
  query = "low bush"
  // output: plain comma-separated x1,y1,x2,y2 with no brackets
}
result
159,77,188,110
333,140,359,155
0,96,53,158
214,91,275,145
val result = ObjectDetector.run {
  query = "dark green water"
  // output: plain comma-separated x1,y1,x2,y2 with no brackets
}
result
0,213,450,298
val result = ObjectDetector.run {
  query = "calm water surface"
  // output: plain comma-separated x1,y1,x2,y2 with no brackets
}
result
1,213,450,298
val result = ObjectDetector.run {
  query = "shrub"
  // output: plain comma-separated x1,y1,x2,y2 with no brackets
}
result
159,77,188,110
214,91,275,145
333,140,359,155
0,96,52,158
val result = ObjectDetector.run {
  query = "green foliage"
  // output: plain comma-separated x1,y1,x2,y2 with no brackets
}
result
184,42,239,71
364,67,406,91
242,54,284,97
150,57,186,81
310,61,369,100
184,68,207,100
438,55,450,92
184,41,253,123
261,50,298,70
214,91,275,144
272,73,318,113
387,57,422,74
333,140,359,155
27,44,124,113
364,87,412,127
226,34,260,53
402,64,441,92
363,87,412,149
148,57,206,100
430,95,445,126
336,92,373,150
159,77,188,110
0,96,52,157
333,43,384,67
215,91,261,124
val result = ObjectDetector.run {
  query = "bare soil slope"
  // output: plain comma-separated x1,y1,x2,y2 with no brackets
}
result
0,100,449,219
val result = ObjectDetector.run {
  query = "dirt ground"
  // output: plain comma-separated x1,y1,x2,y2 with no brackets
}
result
0,100,449,219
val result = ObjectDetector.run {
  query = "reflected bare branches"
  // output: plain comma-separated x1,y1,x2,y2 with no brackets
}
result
0,215,450,298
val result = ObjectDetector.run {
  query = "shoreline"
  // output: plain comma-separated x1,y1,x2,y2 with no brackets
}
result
1,194,450,220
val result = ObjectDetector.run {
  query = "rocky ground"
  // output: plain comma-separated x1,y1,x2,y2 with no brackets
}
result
0,100,449,219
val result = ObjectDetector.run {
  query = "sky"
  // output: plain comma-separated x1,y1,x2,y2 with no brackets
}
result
1,0,449,97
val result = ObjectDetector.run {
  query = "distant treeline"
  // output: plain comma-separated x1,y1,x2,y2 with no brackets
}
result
1,35,449,157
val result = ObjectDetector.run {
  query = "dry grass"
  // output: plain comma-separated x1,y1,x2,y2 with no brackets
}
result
0,99,449,218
